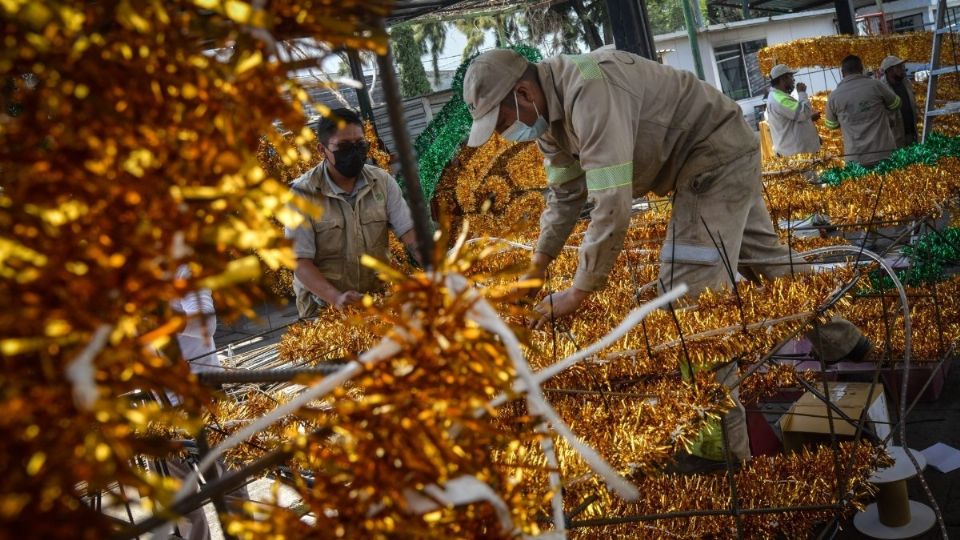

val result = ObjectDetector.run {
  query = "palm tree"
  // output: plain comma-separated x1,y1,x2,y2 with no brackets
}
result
412,21,447,86
452,17,491,60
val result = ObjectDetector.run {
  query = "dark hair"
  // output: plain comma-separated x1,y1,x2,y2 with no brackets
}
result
771,73,789,88
314,107,362,146
841,55,863,76
499,63,538,110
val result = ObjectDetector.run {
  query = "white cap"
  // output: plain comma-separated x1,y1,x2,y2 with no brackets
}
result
463,49,530,147
770,64,796,81
880,55,906,73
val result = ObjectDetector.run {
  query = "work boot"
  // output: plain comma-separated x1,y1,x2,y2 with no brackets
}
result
816,336,872,366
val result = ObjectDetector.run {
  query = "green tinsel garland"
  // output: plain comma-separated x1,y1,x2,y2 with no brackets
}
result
820,133,960,186
402,44,543,203
869,227,960,289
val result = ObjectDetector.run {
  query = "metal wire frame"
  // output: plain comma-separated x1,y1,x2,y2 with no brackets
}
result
178,213,954,535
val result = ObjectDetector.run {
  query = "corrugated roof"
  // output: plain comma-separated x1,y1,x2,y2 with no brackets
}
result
706,0,877,15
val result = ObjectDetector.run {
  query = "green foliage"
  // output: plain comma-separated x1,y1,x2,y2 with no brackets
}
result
646,0,687,35
868,228,960,290
402,44,543,202
412,21,447,86
391,25,431,98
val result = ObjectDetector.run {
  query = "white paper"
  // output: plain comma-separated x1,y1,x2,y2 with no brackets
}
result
922,442,960,473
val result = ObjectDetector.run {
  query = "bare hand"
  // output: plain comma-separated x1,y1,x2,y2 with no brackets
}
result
334,290,363,309
530,287,589,329
519,253,551,301
796,82,807,92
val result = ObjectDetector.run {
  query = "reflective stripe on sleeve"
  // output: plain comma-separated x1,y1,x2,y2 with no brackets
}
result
772,90,799,112
545,162,585,185
888,95,902,110
567,54,605,81
824,118,840,129
585,162,633,191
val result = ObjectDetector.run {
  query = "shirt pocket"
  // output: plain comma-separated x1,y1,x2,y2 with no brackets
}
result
313,218,344,260
360,203,389,253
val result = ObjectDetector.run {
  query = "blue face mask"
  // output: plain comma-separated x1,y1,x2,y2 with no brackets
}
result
501,91,548,142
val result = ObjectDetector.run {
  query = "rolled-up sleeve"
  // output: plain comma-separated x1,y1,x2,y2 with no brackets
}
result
285,178,318,260
568,81,635,292
382,174,415,237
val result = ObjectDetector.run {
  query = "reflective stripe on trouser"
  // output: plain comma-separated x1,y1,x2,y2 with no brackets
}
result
658,149,863,364
660,151,863,362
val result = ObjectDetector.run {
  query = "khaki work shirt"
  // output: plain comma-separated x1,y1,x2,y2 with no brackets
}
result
825,74,901,165
882,75,919,148
765,88,821,156
534,50,758,291
286,163,413,313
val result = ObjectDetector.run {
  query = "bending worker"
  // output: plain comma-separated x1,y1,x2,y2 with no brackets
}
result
826,55,901,166
463,48,869,463
765,64,821,157
286,108,420,318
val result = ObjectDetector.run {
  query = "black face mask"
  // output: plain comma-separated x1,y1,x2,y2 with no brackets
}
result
329,141,369,178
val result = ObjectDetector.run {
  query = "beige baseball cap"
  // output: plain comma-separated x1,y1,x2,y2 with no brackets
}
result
769,64,796,81
463,49,530,147
880,55,906,73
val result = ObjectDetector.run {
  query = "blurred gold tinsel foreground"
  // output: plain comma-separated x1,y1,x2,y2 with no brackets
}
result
4,4,954,538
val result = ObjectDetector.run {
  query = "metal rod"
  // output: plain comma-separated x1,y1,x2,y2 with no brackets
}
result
375,31,434,267
567,503,843,528
197,365,346,385
113,448,292,540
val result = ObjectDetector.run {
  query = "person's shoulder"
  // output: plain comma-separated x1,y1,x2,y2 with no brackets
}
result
290,164,322,190
362,164,398,184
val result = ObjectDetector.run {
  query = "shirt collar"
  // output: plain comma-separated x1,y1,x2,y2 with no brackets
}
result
537,62,564,123
319,162,369,198
841,73,868,84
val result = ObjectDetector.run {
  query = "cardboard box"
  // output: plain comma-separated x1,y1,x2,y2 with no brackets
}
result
779,382,890,453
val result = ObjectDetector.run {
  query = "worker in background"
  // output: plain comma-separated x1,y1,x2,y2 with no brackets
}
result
286,108,420,318
880,55,919,148
825,55,901,166
463,49,868,466
765,64,821,157
162,265,250,540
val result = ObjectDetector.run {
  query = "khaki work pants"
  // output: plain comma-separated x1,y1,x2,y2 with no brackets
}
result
658,150,862,460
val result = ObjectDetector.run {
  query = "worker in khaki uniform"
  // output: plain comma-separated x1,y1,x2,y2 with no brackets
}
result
880,55,919,148
765,64,821,157
826,55,901,166
464,49,869,464
286,108,419,318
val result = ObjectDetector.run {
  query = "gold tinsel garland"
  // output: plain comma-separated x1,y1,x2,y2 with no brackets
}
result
223,237,557,538
0,1,389,536
566,442,883,539
757,31,947,74
763,157,960,222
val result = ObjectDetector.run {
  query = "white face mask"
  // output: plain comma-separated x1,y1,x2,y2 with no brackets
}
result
501,91,548,142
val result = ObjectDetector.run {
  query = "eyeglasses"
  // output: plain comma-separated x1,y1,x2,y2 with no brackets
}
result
329,140,370,152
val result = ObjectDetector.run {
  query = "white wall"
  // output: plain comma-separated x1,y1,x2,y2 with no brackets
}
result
656,11,842,124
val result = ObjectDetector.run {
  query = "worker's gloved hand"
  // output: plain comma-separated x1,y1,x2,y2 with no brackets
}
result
530,287,589,329
796,82,807,92
334,290,364,309
812,111,821,121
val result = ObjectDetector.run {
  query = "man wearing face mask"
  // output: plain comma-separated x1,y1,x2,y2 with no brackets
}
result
464,49,869,463
880,56,919,148
765,64,821,157
285,108,419,318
